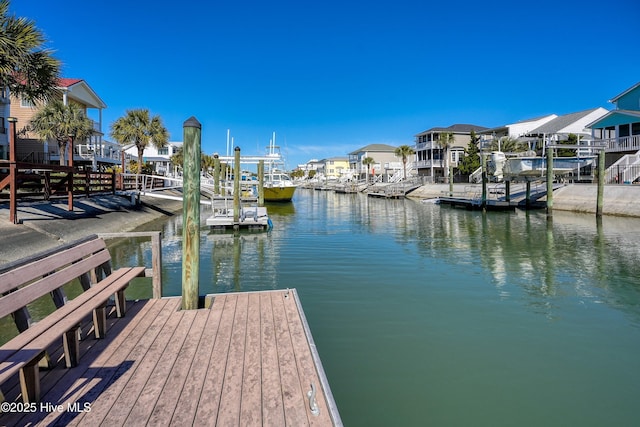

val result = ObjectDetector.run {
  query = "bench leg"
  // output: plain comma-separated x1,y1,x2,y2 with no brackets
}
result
19,359,41,403
93,302,107,339
63,326,81,368
115,289,127,318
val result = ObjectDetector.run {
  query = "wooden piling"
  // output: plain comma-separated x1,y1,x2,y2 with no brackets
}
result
233,146,241,225
546,145,553,219
596,148,605,217
182,116,202,310
214,154,220,196
481,152,487,209
258,160,265,206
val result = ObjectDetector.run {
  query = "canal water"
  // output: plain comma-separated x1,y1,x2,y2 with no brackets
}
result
18,188,640,426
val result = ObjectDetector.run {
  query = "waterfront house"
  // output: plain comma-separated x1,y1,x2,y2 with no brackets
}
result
123,141,182,176
414,124,488,182
318,157,349,180
2,78,117,170
348,144,398,182
587,82,640,182
478,114,557,146
523,108,609,155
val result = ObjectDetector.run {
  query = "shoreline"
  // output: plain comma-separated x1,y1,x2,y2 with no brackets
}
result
0,194,183,265
2,183,639,265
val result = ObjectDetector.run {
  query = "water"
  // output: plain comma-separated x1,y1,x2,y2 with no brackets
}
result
11,189,640,426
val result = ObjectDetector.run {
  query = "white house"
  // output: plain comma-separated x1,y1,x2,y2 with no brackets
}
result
124,141,182,176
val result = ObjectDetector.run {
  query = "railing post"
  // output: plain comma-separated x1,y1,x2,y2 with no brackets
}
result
8,117,18,224
151,231,163,298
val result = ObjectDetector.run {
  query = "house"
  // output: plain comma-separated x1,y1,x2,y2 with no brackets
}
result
318,157,349,180
478,114,557,149
123,141,182,176
587,81,640,182
348,144,398,181
414,124,488,182
4,78,116,170
524,108,609,155
0,86,10,160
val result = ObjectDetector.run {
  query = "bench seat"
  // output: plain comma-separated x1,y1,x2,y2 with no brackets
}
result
0,235,147,404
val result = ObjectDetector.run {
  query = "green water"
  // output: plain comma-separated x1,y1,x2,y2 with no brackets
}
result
9,189,640,426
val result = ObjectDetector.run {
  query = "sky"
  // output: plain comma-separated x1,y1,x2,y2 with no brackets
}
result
10,0,640,168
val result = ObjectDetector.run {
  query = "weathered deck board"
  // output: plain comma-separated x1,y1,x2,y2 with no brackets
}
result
0,290,341,426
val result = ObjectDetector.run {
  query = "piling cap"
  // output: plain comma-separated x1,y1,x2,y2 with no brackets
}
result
234,146,241,151
183,116,201,129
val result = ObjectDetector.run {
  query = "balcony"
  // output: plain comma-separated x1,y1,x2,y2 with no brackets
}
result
601,135,640,153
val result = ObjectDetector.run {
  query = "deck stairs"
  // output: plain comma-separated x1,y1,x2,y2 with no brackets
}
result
605,150,640,184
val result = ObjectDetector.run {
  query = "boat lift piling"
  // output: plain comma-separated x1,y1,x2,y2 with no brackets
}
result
546,144,554,219
233,146,241,226
258,160,265,206
182,116,201,310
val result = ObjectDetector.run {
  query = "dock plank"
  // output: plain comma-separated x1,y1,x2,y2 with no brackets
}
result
260,292,286,426
272,291,309,426
67,297,181,425
240,292,262,426
1,290,341,426
167,296,224,426
192,293,238,425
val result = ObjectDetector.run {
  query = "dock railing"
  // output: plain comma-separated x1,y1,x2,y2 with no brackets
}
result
98,231,163,299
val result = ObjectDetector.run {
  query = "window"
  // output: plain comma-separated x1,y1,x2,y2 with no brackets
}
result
0,117,5,134
158,147,169,155
632,122,640,135
20,97,34,108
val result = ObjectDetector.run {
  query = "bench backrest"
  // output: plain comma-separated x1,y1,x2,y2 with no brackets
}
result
0,236,112,320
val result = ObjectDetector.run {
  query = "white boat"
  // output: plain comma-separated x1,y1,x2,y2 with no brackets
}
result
488,151,597,180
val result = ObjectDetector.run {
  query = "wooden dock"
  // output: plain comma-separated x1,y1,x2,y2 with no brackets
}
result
0,289,341,426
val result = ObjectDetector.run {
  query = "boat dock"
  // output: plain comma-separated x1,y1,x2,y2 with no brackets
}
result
0,289,341,426
206,206,272,230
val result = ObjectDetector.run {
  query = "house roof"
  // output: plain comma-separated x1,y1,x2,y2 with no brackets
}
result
586,110,640,129
416,123,488,135
479,114,557,135
528,108,603,135
349,144,397,154
610,81,640,103
56,78,107,109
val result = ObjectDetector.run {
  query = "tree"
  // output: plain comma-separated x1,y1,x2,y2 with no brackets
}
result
557,133,579,157
458,135,481,175
29,100,94,165
362,156,375,183
110,109,169,174
394,145,415,181
0,0,60,102
437,132,455,183
489,136,526,153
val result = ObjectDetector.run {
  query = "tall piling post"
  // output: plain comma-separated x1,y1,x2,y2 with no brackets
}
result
258,160,265,206
213,154,220,196
182,117,202,310
525,180,531,209
596,148,605,218
481,152,487,209
546,144,554,219
233,146,241,226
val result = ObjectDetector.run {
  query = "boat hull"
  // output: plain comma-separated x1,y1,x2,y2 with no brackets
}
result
264,186,296,202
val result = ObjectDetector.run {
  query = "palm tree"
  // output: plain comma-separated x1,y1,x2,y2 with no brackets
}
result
110,109,169,174
437,132,455,184
29,100,94,165
489,136,526,153
0,0,60,102
362,156,375,183
394,145,415,181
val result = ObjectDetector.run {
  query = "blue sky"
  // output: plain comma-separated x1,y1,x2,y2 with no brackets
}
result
11,0,640,168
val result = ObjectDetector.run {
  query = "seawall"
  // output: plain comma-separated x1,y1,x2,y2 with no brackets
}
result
407,183,640,218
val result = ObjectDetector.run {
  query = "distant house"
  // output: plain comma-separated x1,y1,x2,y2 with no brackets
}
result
477,114,557,149
348,144,398,180
587,82,640,182
319,157,349,180
123,141,182,176
3,78,117,170
414,124,488,182
524,108,609,155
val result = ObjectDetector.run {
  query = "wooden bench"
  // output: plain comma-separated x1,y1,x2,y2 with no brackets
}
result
0,235,146,403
